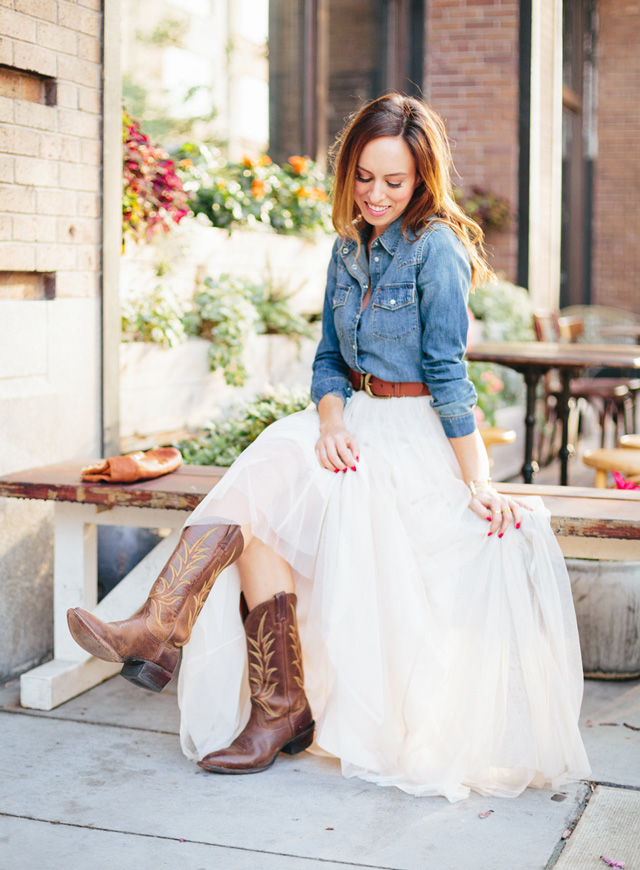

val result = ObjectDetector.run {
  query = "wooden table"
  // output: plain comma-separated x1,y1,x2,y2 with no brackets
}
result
466,342,640,484
599,325,640,344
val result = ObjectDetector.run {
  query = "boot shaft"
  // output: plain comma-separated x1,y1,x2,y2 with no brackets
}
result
245,592,308,723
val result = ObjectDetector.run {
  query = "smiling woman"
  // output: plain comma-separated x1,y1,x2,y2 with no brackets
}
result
353,137,418,237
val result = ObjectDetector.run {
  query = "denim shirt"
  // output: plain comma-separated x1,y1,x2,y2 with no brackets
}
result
310,216,478,438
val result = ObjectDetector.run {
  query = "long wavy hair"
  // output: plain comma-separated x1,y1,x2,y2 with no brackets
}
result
330,93,493,289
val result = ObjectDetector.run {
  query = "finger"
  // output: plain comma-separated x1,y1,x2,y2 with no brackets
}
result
497,505,513,538
315,444,336,472
510,502,523,530
324,440,347,471
336,439,357,470
488,504,503,535
347,435,361,464
468,498,490,521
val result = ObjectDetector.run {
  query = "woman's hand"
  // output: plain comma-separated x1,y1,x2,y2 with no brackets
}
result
467,487,534,537
315,419,360,472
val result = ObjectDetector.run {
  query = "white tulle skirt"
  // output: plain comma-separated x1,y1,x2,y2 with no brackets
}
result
177,392,591,802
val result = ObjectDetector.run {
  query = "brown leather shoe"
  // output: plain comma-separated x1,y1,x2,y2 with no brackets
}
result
198,591,314,774
67,524,244,692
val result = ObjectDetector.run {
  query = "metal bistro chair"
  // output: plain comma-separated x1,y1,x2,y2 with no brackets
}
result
533,312,636,466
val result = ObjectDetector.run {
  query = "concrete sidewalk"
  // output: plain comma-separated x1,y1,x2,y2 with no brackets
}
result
0,673,639,870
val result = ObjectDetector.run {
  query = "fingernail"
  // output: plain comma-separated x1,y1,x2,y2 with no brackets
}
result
486,516,492,521
488,532,493,537
342,468,347,473
516,523,521,530
498,533,503,539
356,456,360,462
333,469,339,473
351,466,357,472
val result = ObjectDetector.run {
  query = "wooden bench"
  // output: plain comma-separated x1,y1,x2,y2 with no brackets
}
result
1,461,639,711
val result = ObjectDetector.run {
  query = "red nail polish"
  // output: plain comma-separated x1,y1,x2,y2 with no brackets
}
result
488,532,493,537
516,523,521,530
498,533,503,539
356,456,360,462
486,516,492,521
333,469,339,473
342,468,347,473
351,466,356,472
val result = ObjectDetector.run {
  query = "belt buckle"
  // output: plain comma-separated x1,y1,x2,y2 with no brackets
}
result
363,372,390,398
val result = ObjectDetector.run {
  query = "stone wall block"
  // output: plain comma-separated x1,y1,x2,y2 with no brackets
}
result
0,242,36,270
36,188,77,216
13,40,57,77
57,54,99,88
15,0,57,23
15,155,58,187
57,107,99,138
14,100,57,131
36,21,79,56
0,8,37,42
58,2,101,37
0,183,36,213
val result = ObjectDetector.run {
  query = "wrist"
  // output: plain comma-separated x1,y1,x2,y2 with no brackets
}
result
466,478,492,496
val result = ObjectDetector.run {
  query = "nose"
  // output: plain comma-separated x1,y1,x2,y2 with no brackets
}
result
368,179,386,204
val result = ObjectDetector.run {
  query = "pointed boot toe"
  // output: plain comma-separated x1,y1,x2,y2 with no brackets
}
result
67,608,123,662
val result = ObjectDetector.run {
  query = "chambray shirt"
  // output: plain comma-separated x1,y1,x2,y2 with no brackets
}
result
310,216,478,438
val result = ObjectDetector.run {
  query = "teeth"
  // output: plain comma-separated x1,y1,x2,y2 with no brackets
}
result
367,204,389,214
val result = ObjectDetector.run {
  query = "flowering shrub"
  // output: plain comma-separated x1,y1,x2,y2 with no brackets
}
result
122,111,190,244
177,144,333,236
121,286,187,347
454,186,512,233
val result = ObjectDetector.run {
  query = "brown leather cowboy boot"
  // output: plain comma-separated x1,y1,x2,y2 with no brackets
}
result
67,523,244,692
198,591,314,774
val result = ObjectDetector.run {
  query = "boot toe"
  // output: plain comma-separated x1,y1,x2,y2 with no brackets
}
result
66,608,123,662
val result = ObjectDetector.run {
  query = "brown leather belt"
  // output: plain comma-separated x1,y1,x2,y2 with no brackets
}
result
349,369,430,398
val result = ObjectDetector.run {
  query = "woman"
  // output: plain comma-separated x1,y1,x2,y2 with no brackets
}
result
68,94,590,802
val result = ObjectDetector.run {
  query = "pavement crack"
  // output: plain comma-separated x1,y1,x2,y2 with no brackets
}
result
0,812,400,869
0,708,177,737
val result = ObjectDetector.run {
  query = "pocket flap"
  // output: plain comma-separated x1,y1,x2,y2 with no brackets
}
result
372,283,415,310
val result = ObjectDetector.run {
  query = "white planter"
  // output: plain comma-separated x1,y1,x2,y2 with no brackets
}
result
567,558,640,679
121,220,335,315
119,333,317,439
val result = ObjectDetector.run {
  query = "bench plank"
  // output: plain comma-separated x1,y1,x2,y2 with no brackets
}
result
1,462,638,541
0,462,225,511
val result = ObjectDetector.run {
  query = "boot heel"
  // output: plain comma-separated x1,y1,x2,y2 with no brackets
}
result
281,721,315,756
120,659,174,693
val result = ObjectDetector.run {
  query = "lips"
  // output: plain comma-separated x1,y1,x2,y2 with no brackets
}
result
364,202,391,217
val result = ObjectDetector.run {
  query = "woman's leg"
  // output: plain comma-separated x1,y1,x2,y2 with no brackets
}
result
237,524,295,610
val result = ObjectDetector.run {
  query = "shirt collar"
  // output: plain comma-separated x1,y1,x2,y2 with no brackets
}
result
340,216,406,257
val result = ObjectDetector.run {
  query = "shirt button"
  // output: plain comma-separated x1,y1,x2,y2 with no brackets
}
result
342,248,348,254
390,299,396,305
353,265,358,270
352,344,356,349
374,256,379,262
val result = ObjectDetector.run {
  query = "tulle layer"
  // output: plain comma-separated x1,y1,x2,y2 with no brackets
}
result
177,392,591,801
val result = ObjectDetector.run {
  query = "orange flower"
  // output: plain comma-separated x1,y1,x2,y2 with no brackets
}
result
311,186,328,202
259,155,272,166
251,179,266,198
296,185,328,202
242,155,255,168
288,155,308,175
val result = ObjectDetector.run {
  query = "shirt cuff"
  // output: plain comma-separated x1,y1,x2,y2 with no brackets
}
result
310,376,353,407
437,409,478,438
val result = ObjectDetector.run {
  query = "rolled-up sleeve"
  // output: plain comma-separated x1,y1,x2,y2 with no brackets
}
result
310,239,353,406
418,228,478,438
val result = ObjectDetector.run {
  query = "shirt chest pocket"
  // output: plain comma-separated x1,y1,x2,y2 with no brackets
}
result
332,284,350,338
372,283,419,341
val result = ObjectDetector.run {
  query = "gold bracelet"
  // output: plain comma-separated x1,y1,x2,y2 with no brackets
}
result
467,479,492,496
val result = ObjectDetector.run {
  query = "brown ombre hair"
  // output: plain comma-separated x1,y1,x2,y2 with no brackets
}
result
330,93,493,289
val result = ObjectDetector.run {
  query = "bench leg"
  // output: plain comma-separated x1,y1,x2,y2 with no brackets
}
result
20,503,182,710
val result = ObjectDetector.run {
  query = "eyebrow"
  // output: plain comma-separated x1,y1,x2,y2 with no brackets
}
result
356,165,408,178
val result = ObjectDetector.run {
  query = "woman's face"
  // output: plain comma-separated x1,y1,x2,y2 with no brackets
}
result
353,136,418,240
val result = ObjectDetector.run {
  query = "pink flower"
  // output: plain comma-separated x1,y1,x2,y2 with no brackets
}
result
612,471,640,490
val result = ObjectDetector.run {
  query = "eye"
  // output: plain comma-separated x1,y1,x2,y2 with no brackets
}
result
387,181,402,189
355,173,372,183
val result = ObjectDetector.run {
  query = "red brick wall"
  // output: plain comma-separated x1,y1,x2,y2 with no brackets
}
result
425,0,520,284
592,0,640,314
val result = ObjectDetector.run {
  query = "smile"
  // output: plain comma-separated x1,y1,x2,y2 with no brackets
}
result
365,202,391,216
